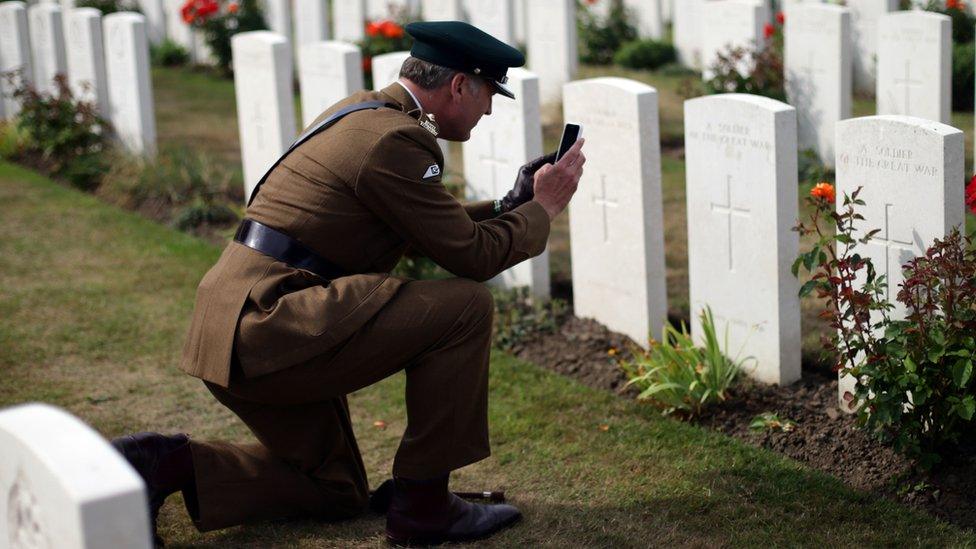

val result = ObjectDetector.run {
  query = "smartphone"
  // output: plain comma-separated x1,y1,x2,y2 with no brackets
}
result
555,123,583,163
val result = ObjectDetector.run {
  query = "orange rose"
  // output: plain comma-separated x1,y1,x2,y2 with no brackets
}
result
366,20,381,37
227,2,238,13
381,20,403,39
810,182,835,203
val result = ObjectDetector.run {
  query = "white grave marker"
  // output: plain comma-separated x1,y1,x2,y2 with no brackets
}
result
294,0,330,49
29,3,68,95
849,0,898,95
514,0,526,43
105,12,157,157
0,403,152,549
465,0,514,44
673,0,703,69
623,0,663,40
370,50,410,91
462,68,549,297
701,0,767,81
685,93,801,385
527,0,576,104
564,77,667,347
65,8,109,115
0,2,33,120
333,0,367,42
299,41,363,127
876,11,951,124
232,31,297,201
834,115,964,405
137,0,166,44
265,0,292,40
164,0,196,58
784,3,851,166
423,0,462,20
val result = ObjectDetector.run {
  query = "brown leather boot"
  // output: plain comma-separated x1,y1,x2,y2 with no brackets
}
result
111,432,196,547
385,475,521,546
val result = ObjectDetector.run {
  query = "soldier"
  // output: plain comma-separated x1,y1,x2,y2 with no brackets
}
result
112,21,585,546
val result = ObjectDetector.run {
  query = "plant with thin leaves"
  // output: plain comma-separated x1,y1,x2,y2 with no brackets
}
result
620,307,754,418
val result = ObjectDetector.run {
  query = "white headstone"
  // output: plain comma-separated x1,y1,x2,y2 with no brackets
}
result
623,0,663,40
232,31,297,201
164,0,196,57
192,28,214,64
265,0,292,40
876,11,951,124
673,0,703,69
849,0,898,95
784,3,851,166
513,0,526,43
465,0,514,44
299,40,363,127
0,403,152,549
684,93,801,385
333,0,366,42
423,0,462,20
834,115,964,404
65,8,108,115
462,68,549,297
104,12,157,156
295,0,330,50
28,3,67,95
0,1,33,120
700,0,767,81
370,50,409,91
526,0,576,105
137,0,166,44
564,77,667,347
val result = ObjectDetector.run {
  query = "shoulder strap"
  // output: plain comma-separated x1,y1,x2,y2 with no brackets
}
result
247,100,393,207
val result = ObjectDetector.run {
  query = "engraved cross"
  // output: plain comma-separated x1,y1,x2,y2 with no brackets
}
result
870,203,915,301
710,175,752,271
592,174,618,243
894,60,922,114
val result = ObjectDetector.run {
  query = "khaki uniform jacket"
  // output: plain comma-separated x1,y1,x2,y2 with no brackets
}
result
179,84,551,387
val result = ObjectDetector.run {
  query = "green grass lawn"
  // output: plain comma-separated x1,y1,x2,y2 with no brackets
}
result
2,162,976,546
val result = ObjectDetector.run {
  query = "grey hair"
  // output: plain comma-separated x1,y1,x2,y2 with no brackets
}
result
399,56,461,90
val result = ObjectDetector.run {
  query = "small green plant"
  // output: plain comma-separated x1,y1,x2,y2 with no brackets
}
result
797,148,834,187
613,39,676,70
923,0,975,44
704,13,785,101
7,72,109,190
151,39,191,67
621,307,753,418
951,42,975,112
392,253,446,280
184,0,267,75
491,287,568,351
577,0,638,65
749,412,797,433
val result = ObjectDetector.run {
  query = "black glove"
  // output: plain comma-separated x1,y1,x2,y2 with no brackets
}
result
497,152,557,214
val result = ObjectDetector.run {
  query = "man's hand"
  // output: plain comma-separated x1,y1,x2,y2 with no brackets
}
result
532,139,585,221
498,152,557,213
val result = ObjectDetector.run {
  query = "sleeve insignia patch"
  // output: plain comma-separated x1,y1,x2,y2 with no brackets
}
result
422,164,441,180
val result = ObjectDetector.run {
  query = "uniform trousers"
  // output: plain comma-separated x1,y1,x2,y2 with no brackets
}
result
186,278,494,531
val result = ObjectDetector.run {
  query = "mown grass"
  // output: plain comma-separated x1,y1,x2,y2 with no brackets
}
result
2,161,976,546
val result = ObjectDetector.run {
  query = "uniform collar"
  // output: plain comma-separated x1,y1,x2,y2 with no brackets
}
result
380,81,440,138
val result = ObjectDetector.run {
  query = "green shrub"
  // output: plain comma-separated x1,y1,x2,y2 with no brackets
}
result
952,41,975,112
492,287,568,351
359,19,414,89
797,148,834,187
8,73,109,190
76,0,139,14
922,0,975,44
613,39,676,70
0,122,26,160
620,307,752,417
577,0,638,65
151,39,191,67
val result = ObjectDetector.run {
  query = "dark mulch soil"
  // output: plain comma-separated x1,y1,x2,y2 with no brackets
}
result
510,313,976,530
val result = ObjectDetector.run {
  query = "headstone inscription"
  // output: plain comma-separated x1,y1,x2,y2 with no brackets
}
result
834,115,964,406
462,68,549,297
564,77,667,347
526,0,576,104
232,31,297,201
465,0,514,44
784,3,851,166
422,0,462,21
65,7,109,115
849,0,898,95
700,0,767,81
104,12,157,157
333,0,367,42
294,0,330,49
685,93,801,385
298,41,363,128
876,11,951,124
28,3,67,95
0,2,33,120
0,403,152,549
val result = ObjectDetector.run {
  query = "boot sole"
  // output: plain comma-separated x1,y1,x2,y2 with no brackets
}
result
386,513,522,547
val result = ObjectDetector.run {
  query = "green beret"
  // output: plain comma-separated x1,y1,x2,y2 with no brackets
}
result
405,20,525,99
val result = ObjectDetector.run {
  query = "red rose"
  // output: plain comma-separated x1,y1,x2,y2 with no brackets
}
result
227,1,238,13
776,11,785,25
763,22,775,39
966,174,976,215
366,20,382,37
362,56,372,72
381,20,403,39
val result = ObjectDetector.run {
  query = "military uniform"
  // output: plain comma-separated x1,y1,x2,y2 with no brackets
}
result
178,81,551,530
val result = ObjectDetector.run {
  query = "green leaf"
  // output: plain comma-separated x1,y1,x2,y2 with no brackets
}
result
952,359,973,389
958,396,976,421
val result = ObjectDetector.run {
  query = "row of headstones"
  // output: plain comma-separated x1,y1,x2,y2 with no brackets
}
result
0,1,157,156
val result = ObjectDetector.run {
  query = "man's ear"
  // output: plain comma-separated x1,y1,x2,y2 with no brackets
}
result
449,72,468,102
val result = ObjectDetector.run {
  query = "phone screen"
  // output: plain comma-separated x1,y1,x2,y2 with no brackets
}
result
555,123,581,162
